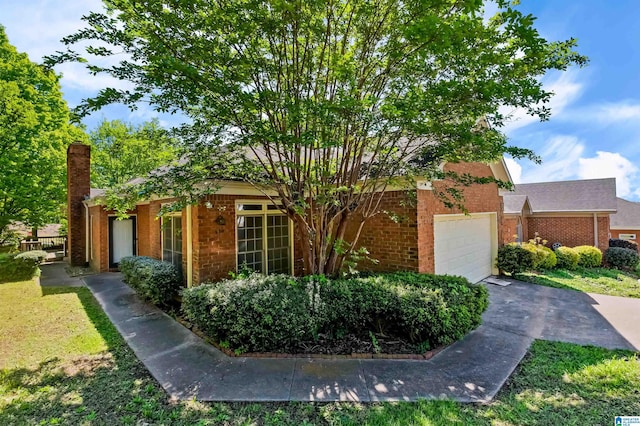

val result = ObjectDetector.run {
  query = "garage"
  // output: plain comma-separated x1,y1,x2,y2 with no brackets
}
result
434,213,497,283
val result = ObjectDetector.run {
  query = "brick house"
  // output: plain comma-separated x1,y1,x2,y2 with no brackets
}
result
501,178,617,251
610,198,640,242
67,143,513,285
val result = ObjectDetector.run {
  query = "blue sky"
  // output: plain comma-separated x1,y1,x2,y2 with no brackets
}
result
2,1,640,199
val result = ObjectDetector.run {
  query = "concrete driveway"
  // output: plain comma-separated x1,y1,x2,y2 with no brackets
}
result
484,279,640,351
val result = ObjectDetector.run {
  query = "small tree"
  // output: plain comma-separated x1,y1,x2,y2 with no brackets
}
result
49,0,586,275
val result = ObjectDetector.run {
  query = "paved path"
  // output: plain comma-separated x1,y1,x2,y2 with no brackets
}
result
77,273,640,403
39,262,85,287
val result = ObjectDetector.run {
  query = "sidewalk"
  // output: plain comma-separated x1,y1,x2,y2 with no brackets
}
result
39,262,85,287
82,273,532,402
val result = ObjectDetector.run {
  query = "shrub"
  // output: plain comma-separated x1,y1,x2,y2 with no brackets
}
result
496,244,534,275
573,245,603,268
609,238,638,252
554,246,579,270
182,272,488,353
521,243,556,269
0,250,47,282
604,247,640,270
537,245,557,269
182,274,318,353
119,256,181,306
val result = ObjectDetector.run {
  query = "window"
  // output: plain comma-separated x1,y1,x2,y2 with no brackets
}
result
619,233,637,241
162,215,183,274
236,201,291,274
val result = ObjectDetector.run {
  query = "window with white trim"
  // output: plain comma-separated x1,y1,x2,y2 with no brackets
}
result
162,215,183,274
619,233,637,240
236,201,292,274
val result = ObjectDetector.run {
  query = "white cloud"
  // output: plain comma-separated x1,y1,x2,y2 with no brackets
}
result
578,151,638,197
520,135,585,183
501,70,583,134
504,157,522,184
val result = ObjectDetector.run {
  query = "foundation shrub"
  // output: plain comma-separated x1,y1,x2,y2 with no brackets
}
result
182,272,488,353
573,246,603,268
119,256,181,306
604,247,640,270
609,238,638,252
554,246,579,270
496,244,535,275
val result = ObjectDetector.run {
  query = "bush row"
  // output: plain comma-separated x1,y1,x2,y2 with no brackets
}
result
497,243,602,275
182,272,488,353
0,250,47,282
119,256,182,306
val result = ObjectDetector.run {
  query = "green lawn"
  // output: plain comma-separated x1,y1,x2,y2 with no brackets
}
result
516,267,640,298
1,279,639,425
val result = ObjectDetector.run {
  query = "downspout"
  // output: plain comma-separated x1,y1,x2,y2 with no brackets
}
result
83,201,90,265
593,213,598,248
186,204,193,287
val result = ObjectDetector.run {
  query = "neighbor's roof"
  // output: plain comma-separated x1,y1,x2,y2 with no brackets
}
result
503,194,529,215
610,198,640,228
504,178,617,213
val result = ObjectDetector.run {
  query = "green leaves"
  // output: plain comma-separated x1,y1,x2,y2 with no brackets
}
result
51,0,586,274
0,26,84,234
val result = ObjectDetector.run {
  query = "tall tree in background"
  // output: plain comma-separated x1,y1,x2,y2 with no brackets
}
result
52,0,586,275
0,25,85,237
89,119,177,188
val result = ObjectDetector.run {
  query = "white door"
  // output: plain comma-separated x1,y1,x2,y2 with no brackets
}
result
112,219,134,264
434,214,494,283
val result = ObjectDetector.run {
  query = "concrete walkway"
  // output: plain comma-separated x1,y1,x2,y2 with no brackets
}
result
77,273,640,403
39,262,85,287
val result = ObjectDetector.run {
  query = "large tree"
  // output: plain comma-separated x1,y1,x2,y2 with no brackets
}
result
0,25,85,237
89,118,178,188
50,0,586,275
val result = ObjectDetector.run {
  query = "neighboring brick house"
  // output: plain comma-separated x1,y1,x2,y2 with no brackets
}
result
502,178,617,251
67,143,512,285
610,198,640,242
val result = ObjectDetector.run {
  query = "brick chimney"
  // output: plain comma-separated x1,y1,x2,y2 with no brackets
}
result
67,142,91,266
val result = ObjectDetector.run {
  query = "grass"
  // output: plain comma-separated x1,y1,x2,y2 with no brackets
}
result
1,278,639,425
516,267,640,298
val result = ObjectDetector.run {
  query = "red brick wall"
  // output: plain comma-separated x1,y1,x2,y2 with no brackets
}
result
148,201,162,259
190,195,239,283
67,143,91,266
136,204,151,257
417,162,503,274
346,191,419,273
527,215,610,251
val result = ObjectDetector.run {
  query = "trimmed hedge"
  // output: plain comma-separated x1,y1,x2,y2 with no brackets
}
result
521,243,557,269
573,245,603,268
604,247,639,270
119,256,182,306
496,244,534,275
0,250,47,282
609,238,638,252
554,246,579,270
182,272,488,353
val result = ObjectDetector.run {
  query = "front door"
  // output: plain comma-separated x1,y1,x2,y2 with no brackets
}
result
109,217,137,269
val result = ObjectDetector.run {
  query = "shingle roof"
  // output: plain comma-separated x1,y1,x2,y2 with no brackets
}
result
610,198,640,228
503,194,529,215
503,178,617,213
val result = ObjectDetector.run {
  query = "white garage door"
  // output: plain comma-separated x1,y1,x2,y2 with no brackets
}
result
434,214,493,283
